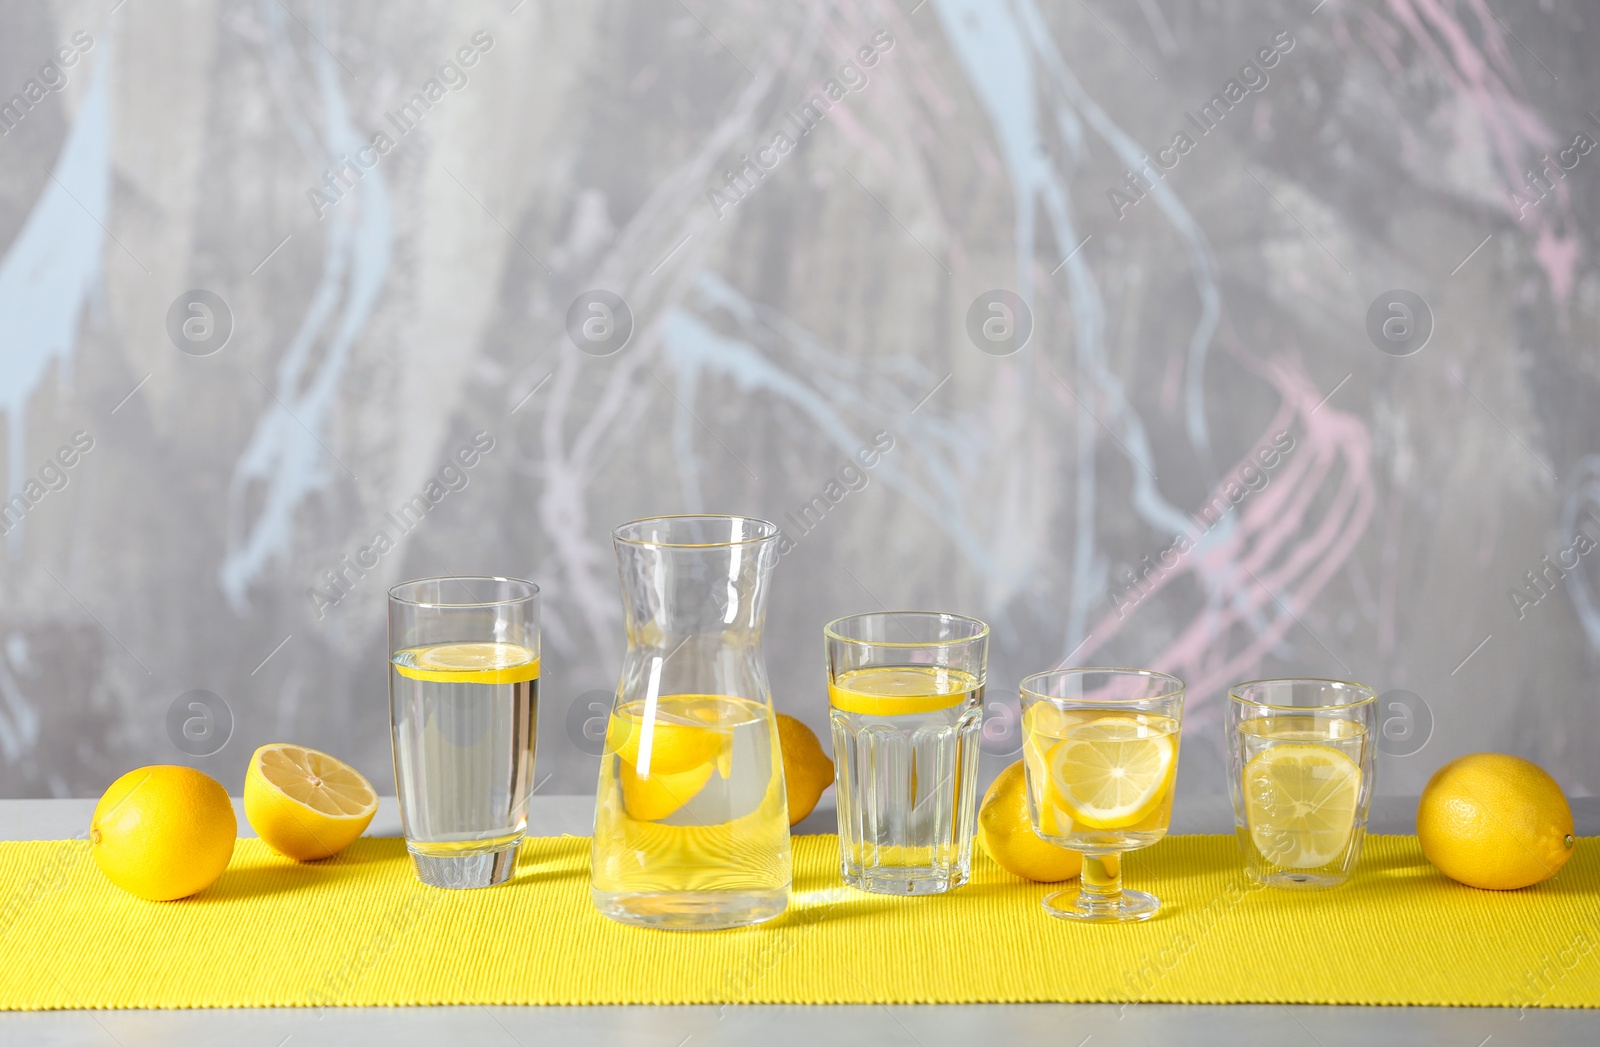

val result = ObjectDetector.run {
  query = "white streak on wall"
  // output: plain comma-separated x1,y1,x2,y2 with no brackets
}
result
218,35,393,610
0,41,112,552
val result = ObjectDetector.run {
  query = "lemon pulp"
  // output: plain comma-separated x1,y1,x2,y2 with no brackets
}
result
245,743,378,861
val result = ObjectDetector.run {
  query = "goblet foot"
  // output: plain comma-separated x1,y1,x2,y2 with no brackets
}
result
1042,886,1161,923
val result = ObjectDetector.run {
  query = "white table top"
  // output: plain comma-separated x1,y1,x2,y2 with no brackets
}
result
5,794,1597,1046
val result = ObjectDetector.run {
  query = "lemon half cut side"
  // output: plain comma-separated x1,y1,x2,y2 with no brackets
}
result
245,743,379,861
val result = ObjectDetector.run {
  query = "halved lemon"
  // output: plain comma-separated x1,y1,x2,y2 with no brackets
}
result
1047,716,1175,829
606,696,733,776
244,744,378,861
392,642,539,684
620,760,715,821
1243,744,1361,869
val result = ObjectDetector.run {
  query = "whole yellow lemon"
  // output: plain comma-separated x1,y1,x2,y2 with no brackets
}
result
1417,753,1575,890
775,713,834,826
979,760,1081,882
91,766,236,901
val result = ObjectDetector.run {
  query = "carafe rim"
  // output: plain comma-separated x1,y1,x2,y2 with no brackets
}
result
612,513,779,549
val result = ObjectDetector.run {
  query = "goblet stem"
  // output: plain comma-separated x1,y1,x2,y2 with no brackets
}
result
1078,853,1123,914
1042,848,1158,922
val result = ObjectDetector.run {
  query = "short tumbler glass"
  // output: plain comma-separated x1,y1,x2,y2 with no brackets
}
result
827,611,987,895
1227,678,1377,889
389,576,540,889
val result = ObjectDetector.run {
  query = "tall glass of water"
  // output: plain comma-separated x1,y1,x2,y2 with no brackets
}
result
388,576,540,888
826,611,987,894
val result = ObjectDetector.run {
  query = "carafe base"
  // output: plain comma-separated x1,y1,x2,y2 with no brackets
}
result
592,887,788,931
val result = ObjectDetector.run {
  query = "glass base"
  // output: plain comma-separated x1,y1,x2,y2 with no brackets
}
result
409,844,519,889
592,888,788,931
1043,886,1161,923
1251,868,1349,890
842,863,968,896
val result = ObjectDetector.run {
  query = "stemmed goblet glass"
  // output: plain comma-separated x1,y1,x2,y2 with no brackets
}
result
1019,668,1185,922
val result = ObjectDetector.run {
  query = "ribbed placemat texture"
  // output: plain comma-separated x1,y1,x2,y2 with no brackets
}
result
1,834,1595,1009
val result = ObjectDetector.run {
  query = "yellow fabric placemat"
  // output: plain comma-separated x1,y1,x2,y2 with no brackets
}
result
1,834,1595,1010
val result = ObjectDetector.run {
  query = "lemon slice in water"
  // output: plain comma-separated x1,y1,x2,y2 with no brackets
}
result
1243,744,1361,869
828,666,976,716
606,696,735,776
620,760,716,821
1047,716,1175,829
393,641,540,684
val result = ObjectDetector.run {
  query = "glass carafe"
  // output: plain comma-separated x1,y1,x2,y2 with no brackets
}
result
590,515,792,930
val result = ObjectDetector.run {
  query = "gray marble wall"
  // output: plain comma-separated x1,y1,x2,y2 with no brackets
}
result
1,0,1597,802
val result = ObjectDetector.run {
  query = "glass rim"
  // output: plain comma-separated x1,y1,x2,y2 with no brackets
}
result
823,610,990,648
1228,676,1377,710
1020,666,1185,703
387,575,540,608
611,514,780,548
